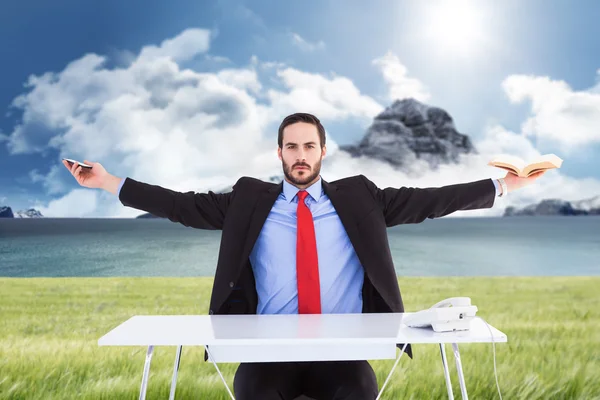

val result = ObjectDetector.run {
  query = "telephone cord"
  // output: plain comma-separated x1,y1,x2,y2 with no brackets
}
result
476,316,503,400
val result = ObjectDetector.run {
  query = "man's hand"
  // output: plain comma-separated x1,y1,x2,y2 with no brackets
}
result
62,159,122,195
503,170,546,193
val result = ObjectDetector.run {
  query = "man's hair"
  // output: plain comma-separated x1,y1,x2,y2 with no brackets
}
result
277,113,326,149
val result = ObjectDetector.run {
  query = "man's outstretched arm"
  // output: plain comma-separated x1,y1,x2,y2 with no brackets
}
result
360,171,546,226
117,177,235,230
63,159,235,229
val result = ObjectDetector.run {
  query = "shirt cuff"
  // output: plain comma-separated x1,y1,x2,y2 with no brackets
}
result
117,178,126,196
492,178,500,196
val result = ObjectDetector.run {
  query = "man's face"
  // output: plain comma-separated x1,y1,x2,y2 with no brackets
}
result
277,122,326,188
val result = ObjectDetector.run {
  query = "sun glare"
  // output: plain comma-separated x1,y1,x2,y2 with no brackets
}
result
421,0,490,59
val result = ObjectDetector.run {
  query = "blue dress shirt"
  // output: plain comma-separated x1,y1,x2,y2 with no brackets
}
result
116,177,501,314
249,178,365,314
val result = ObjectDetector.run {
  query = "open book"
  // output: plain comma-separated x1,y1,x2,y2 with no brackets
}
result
488,154,563,178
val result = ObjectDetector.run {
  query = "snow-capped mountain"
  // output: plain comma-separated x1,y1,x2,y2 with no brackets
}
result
15,209,44,218
0,206,44,218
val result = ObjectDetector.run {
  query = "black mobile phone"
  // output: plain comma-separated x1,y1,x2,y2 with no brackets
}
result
62,158,93,169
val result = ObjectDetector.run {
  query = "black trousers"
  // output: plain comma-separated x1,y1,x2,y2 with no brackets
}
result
233,360,378,400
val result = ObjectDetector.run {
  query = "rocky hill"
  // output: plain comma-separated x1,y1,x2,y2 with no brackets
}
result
0,206,44,218
339,98,476,169
0,206,14,218
503,196,600,216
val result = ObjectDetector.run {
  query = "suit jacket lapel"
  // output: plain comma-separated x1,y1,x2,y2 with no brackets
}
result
239,181,282,267
322,179,361,247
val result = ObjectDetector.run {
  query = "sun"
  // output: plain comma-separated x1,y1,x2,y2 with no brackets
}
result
420,0,491,59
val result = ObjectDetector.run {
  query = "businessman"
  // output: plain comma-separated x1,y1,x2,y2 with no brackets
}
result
64,112,545,399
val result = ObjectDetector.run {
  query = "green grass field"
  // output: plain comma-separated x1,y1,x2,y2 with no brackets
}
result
1,277,599,399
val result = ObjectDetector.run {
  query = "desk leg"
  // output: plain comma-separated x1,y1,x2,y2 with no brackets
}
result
169,345,182,400
375,344,407,400
451,343,468,400
204,345,235,400
439,344,454,400
139,345,154,400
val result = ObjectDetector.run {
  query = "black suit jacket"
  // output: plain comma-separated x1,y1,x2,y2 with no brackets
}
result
119,174,496,358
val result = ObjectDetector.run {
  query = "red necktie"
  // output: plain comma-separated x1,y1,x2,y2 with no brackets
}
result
296,190,321,314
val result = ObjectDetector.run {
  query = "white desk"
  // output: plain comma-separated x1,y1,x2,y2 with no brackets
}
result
98,313,507,400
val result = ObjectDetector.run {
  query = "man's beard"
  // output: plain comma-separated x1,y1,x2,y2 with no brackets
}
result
282,158,322,186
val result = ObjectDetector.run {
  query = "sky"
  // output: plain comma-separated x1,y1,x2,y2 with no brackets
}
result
1,0,600,218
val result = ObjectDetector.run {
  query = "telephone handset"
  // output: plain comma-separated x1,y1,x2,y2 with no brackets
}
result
403,297,478,332
430,297,472,309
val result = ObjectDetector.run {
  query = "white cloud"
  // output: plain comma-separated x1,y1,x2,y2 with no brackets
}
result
502,74,600,149
226,3,266,29
262,61,287,69
476,124,543,162
4,28,384,218
250,55,287,71
592,68,600,93
138,28,211,62
29,165,71,195
33,189,98,218
372,51,431,102
268,68,383,121
29,169,44,184
291,33,326,52
204,54,231,64
216,68,262,94
5,28,599,219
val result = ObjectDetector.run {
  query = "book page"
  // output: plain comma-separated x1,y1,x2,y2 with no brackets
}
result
523,161,562,176
488,155,526,173
489,154,563,177
491,164,522,176
523,154,563,176
525,167,550,176
530,154,564,167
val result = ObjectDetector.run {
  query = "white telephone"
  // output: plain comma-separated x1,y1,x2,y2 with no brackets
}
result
403,297,478,332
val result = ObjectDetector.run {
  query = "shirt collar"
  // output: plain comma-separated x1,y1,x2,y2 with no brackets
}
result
283,176,323,203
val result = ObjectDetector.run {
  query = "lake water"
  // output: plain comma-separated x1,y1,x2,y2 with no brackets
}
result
0,217,598,277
